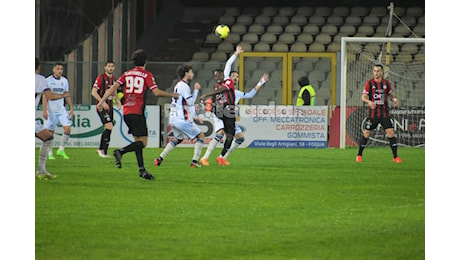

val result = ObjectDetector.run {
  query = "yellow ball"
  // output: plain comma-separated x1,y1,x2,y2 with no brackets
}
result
215,24,230,39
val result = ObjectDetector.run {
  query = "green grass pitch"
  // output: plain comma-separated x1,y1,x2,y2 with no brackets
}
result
35,147,425,259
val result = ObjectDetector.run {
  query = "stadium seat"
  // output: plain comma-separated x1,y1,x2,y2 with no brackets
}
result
393,6,405,17
231,24,247,35
374,25,389,37
284,24,302,35
350,6,369,16
253,42,270,52
356,25,375,37
296,33,314,44
369,6,387,17
204,33,221,44
401,16,417,27
224,7,241,17
413,25,425,37
394,53,413,63
278,33,296,44
321,25,338,36
272,15,290,26
413,53,424,63
381,15,398,26
309,70,326,84
294,59,314,71
191,51,209,62
344,16,362,26
418,16,425,24
362,16,380,26
308,16,326,26
290,15,307,25
237,41,252,52
308,43,326,52
236,15,253,26
279,7,296,17
327,42,341,52
339,25,356,36
224,33,241,44
314,6,332,16
210,51,228,62
401,43,419,55
364,43,381,53
245,60,258,72
406,6,424,17
331,6,350,17
217,42,234,53
261,6,278,16
218,15,235,26
266,25,284,35
314,58,331,72
259,33,277,45
272,43,289,52
326,16,344,26
296,6,314,16
332,33,349,43
248,24,265,35
393,24,411,37
303,24,320,36
315,33,332,45
258,59,277,71
254,15,272,26
290,43,307,52
242,33,259,44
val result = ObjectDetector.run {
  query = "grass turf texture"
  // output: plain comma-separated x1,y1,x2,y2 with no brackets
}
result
36,147,425,259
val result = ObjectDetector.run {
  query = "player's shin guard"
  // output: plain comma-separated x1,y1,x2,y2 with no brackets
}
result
59,133,70,150
223,137,244,159
221,133,234,157
101,129,111,153
121,140,144,155
357,136,368,156
193,138,204,161
134,143,145,169
389,137,398,158
38,139,52,172
160,139,179,159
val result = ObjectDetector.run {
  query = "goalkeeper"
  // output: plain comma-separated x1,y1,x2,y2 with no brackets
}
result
356,63,402,163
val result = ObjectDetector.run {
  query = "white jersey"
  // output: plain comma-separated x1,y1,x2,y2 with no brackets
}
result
46,75,69,113
235,88,257,105
169,80,199,123
35,73,48,110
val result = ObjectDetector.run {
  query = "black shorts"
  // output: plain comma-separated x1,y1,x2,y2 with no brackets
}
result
97,109,114,125
365,117,394,131
123,114,147,137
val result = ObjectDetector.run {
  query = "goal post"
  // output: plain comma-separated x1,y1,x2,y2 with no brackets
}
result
340,37,425,149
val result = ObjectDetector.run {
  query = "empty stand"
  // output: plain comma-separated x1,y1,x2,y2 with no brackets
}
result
259,33,278,45
254,15,272,26
296,6,315,16
248,24,265,34
296,33,314,44
290,15,307,25
272,43,289,52
331,6,350,17
253,42,271,52
290,43,307,52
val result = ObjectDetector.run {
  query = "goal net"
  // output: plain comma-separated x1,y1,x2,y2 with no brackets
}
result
340,37,425,148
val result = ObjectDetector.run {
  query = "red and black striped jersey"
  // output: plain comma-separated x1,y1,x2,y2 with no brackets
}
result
363,78,393,119
214,78,236,107
93,73,117,108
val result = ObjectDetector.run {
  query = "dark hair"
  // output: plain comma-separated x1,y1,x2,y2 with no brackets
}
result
131,49,147,66
105,60,114,65
374,63,384,69
54,62,64,67
177,64,193,79
230,70,239,75
213,68,223,75
36,57,40,70
297,76,310,87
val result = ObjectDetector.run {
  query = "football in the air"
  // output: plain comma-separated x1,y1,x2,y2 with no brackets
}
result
215,24,230,39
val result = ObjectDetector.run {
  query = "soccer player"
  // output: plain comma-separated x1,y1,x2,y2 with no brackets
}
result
296,76,316,106
43,62,74,160
91,61,121,158
222,71,269,161
356,63,402,163
154,64,205,168
35,58,70,179
198,46,243,166
96,49,178,180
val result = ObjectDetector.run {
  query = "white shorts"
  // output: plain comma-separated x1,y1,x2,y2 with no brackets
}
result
35,120,46,134
45,111,72,131
213,116,243,135
169,120,201,140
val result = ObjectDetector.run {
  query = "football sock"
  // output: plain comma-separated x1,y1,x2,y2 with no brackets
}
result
221,134,234,157
120,141,144,155
193,138,204,161
389,137,398,158
203,133,223,159
39,139,52,172
134,144,144,168
101,129,111,153
223,137,244,159
357,136,368,156
160,140,178,159
59,133,70,151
